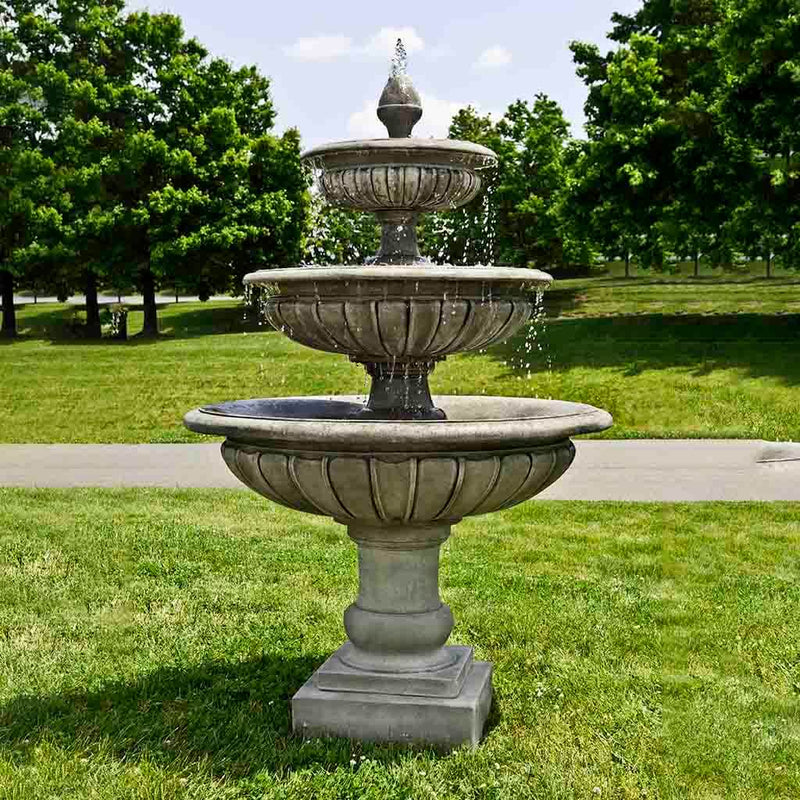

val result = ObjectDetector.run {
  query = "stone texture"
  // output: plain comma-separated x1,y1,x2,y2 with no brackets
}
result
377,74,422,138
187,396,611,452
248,266,550,364
181,69,612,746
314,643,474,698
292,660,492,747
302,138,497,173
301,131,497,265
318,164,482,212
220,440,576,523
263,291,532,362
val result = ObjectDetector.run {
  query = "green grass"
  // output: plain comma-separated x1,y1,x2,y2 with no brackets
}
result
0,490,797,798
1,276,798,442
548,275,800,317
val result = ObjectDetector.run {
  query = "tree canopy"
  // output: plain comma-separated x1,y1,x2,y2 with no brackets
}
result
0,0,307,337
2,0,799,341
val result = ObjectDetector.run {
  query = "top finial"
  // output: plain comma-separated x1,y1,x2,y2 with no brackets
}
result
377,38,422,138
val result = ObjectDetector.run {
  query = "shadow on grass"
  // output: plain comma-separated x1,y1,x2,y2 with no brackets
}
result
157,303,261,338
5,301,265,345
493,312,800,386
0,653,460,777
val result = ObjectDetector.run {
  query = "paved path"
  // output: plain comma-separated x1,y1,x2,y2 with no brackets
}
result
0,441,797,501
13,294,233,306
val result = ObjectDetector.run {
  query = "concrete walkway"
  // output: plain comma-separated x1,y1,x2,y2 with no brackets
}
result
0,441,797,501
13,294,233,306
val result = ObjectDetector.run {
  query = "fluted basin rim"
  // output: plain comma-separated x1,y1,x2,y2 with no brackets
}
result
301,138,497,165
184,396,613,453
244,265,553,286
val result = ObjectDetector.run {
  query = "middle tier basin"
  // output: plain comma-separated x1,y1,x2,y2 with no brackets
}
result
247,266,551,362
184,396,612,524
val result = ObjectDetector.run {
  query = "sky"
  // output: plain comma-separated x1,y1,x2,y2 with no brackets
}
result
128,0,643,150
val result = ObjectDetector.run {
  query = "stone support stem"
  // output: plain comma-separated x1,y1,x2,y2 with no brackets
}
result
342,523,455,673
372,210,425,265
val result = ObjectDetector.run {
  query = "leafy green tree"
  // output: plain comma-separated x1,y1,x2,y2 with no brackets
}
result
0,1,71,337
718,0,800,273
3,1,308,338
569,0,796,278
419,106,502,265
493,96,573,267
569,34,671,275
424,98,581,269
305,192,379,265
95,12,307,334
0,0,136,336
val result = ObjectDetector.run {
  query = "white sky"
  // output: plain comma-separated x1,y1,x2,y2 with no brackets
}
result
129,0,643,150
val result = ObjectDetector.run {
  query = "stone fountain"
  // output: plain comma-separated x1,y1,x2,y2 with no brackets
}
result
184,47,612,747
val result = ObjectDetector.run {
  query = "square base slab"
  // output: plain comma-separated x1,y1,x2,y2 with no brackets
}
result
314,644,474,698
292,661,492,747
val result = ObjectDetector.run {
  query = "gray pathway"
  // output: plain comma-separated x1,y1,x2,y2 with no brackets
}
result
13,294,232,305
0,441,797,501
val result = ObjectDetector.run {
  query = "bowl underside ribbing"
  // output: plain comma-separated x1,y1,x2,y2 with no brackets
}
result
184,396,612,523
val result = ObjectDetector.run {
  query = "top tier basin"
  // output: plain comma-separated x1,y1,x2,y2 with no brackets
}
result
304,139,497,213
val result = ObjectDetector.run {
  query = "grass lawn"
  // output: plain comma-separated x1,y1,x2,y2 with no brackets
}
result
0,490,797,798
1,275,798,442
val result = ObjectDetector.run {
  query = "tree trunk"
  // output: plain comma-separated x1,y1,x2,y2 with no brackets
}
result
140,268,158,336
693,250,700,278
624,251,630,278
766,253,772,279
84,271,102,338
1,269,16,338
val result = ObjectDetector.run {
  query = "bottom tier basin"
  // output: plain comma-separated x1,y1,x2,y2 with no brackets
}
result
183,395,612,746
184,396,612,525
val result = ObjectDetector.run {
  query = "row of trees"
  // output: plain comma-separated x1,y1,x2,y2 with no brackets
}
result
1,0,307,337
2,0,798,339
421,0,798,276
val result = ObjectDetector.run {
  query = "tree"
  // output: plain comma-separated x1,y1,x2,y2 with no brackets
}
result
305,193,379,265
569,0,796,277
490,97,570,267
3,1,308,339
0,1,70,337
423,98,581,269
718,0,800,273
419,106,502,265
569,34,672,275
94,11,308,334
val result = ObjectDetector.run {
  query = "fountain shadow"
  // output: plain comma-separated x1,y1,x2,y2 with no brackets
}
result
0,653,466,778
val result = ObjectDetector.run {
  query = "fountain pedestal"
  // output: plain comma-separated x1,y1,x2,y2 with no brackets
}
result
293,522,492,745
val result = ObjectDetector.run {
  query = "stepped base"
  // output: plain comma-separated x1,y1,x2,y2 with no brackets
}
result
314,643,474,698
292,660,492,747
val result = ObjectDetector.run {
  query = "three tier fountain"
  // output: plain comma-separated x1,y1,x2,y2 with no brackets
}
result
184,47,612,747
